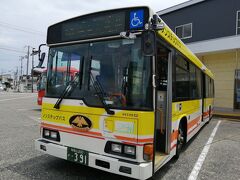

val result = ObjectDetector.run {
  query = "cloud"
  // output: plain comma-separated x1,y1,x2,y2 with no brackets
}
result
0,0,188,73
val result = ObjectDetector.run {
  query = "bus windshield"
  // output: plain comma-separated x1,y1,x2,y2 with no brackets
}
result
46,37,152,110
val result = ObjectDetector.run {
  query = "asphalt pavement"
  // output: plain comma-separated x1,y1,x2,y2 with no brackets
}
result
0,92,239,180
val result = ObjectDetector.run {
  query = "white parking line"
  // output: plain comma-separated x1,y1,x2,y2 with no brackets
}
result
28,116,41,123
188,120,221,180
0,96,35,102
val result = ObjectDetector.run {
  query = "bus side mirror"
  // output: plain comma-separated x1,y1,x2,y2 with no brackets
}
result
37,52,46,68
142,30,156,56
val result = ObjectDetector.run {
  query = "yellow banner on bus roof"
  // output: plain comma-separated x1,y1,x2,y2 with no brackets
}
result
157,23,213,78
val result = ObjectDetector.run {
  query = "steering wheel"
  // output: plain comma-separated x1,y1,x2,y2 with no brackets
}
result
110,93,126,106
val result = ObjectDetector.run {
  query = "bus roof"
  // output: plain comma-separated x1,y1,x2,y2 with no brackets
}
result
46,6,153,45
46,6,213,79
157,20,213,78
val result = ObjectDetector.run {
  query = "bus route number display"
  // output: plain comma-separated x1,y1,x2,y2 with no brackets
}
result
47,7,149,44
61,12,125,42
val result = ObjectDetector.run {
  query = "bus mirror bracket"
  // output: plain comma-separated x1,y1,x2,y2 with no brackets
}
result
120,31,136,39
37,44,47,68
142,30,156,56
151,14,165,30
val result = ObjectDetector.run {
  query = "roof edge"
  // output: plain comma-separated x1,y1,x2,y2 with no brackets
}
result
157,0,205,15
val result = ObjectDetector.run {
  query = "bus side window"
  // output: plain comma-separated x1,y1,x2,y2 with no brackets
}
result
189,63,197,98
175,54,190,101
205,75,210,98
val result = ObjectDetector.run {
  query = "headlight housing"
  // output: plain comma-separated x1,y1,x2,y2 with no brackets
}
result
124,145,136,156
105,141,136,159
111,143,122,153
42,128,60,142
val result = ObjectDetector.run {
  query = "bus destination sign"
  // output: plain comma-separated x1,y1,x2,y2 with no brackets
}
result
47,7,149,44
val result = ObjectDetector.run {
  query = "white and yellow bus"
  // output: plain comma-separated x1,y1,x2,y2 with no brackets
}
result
35,6,214,180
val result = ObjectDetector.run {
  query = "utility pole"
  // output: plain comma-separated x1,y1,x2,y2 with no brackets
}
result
26,46,30,76
19,56,24,92
19,56,24,79
31,48,38,93
31,48,35,93
25,45,30,92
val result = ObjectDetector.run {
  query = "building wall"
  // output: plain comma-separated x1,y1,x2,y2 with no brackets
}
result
199,50,240,109
158,0,240,43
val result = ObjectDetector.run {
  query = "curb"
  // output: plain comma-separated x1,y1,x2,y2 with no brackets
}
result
213,113,240,120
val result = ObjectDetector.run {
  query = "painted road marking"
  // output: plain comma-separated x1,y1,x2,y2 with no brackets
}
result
188,120,221,180
0,96,35,102
17,108,29,111
28,116,41,123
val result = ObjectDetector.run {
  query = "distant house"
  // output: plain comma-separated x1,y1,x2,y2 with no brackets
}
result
0,74,13,88
158,0,240,110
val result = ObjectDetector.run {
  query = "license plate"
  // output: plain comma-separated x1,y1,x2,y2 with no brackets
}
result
67,147,88,166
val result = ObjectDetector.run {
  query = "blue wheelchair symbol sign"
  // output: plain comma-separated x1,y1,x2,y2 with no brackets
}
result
130,10,144,29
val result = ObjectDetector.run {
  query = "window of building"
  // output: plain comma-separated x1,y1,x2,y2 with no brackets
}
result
237,11,240,35
175,23,192,39
234,70,240,109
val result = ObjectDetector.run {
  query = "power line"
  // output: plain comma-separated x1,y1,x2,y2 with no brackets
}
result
0,21,46,36
0,47,25,54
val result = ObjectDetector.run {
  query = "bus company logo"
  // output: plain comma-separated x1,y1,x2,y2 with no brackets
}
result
69,115,92,131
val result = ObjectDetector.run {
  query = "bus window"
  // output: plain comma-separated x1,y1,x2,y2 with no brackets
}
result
175,54,190,100
189,63,197,99
196,68,202,98
205,75,210,98
47,44,87,97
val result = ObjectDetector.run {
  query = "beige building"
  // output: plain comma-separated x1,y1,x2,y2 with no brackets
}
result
189,36,240,110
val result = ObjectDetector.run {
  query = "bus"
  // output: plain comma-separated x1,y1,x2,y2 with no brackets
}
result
36,67,79,105
37,69,47,105
35,7,214,179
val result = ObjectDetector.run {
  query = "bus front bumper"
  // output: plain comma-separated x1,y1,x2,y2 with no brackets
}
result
35,139,152,180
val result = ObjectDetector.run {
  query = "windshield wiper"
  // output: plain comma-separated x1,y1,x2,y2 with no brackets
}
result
88,59,115,115
54,73,79,109
54,56,84,109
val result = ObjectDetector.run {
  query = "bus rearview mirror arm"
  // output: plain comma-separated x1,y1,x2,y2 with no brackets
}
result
37,44,47,68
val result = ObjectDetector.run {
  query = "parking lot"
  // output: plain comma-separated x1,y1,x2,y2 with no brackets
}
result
0,92,239,180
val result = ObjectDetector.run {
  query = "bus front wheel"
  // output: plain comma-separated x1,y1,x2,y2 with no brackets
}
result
175,122,185,159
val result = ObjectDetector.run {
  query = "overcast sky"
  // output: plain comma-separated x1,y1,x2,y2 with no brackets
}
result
0,0,188,74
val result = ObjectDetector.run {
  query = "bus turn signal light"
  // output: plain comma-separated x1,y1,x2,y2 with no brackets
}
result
143,144,153,161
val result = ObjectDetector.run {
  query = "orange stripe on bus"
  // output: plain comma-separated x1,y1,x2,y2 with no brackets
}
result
114,135,153,143
170,144,177,151
57,128,105,140
171,130,178,142
41,122,103,137
188,116,201,130
203,111,209,118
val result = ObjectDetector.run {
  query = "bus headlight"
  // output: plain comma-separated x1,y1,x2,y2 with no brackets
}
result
105,142,136,159
124,145,136,156
42,128,60,142
111,143,122,153
44,129,50,137
50,131,57,139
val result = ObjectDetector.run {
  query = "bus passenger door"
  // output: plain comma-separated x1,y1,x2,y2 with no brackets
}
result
154,42,172,170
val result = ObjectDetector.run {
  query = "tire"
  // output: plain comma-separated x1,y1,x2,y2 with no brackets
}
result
174,122,185,159
209,107,212,120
